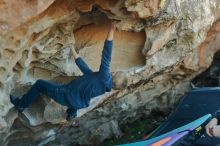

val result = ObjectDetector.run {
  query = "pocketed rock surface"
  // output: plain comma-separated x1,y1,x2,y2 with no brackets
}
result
0,0,220,145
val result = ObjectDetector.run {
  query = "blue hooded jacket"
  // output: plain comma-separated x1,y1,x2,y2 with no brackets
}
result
65,40,113,109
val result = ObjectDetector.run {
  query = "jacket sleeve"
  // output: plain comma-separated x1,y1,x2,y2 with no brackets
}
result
99,40,113,82
75,57,93,74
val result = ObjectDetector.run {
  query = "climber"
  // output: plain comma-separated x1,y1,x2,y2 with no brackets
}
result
10,20,128,121
205,110,220,137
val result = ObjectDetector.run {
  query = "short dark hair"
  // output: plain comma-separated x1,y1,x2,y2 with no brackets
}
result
112,71,128,90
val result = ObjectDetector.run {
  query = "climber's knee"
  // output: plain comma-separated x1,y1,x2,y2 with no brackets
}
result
34,79,46,91
35,79,43,86
35,79,45,85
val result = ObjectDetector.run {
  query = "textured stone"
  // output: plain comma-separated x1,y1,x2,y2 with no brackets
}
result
0,0,220,145
125,0,161,18
0,0,55,35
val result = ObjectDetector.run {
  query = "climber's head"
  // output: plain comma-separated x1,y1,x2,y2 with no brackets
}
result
112,71,128,90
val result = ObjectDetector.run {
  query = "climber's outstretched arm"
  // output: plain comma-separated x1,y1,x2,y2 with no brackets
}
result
70,44,93,74
106,21,116,41
99,21,116,81
71,44,79,60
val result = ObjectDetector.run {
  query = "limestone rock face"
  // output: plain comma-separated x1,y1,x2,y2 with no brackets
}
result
0,0,220,145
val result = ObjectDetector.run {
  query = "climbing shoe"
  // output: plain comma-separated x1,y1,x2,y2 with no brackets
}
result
10,95,24,113
66,114,76,121
66,108,77,122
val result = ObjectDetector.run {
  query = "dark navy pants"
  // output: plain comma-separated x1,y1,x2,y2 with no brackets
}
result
17,80,76,116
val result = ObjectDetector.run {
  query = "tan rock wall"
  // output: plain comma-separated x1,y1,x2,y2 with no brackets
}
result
0,0,220,145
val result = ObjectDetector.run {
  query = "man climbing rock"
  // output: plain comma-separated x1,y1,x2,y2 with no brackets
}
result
10,21,128,121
